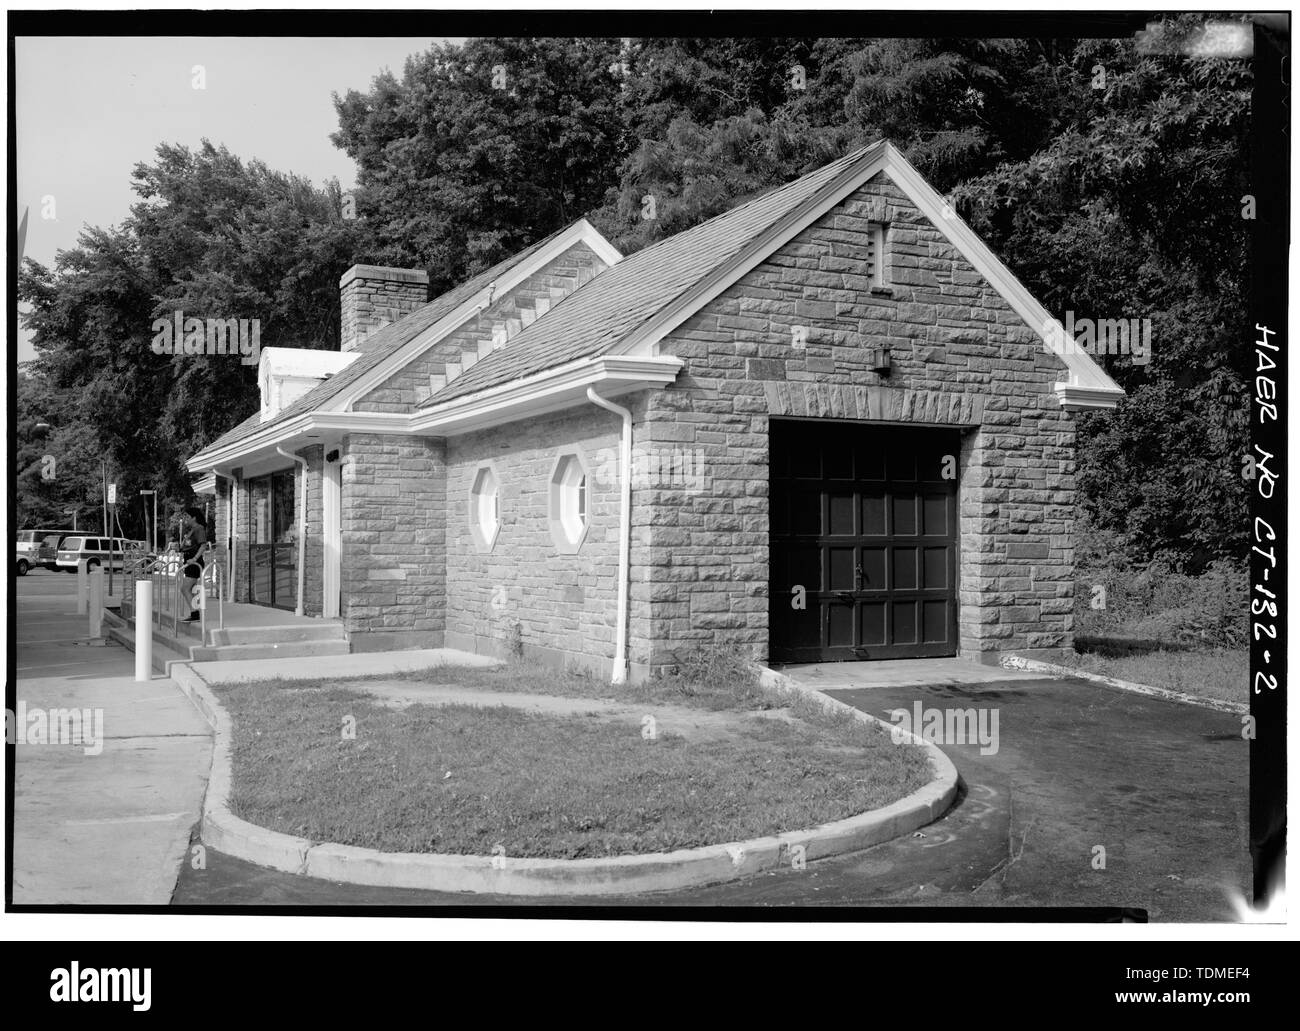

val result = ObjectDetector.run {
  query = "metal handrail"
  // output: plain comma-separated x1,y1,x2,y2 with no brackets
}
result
126,541,225,645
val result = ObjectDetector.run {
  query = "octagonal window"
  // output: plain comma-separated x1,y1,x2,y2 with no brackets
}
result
549,451,590,553
469,464,501,551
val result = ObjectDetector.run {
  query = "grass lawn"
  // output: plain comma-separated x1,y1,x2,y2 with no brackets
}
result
382,658,786,710
1057,637,1247,705
217,677,932,859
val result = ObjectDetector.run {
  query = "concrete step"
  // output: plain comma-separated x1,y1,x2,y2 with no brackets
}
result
102,611,193,677
208,623,347,647
189,640,352,662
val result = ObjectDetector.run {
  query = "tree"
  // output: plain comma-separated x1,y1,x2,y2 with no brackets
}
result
332,36,626,294
18,141,363,521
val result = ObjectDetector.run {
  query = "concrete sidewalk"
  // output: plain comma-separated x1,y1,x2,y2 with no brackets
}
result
774,657,1047,690
12,576,212,905
194,647,501,685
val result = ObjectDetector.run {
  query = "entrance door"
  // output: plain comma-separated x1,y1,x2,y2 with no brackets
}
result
769,420,959,663
247,469,297,610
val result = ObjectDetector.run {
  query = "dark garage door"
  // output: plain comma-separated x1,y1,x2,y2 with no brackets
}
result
769,420,960,663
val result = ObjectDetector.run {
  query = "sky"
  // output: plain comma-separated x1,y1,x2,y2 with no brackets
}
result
14,36,459,361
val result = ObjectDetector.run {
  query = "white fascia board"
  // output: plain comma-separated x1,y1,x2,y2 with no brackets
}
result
186,411,409,474
874,150,1123,406
410,355,683,437
1055,383,1125,410
184,222,625,474
332,219,624,414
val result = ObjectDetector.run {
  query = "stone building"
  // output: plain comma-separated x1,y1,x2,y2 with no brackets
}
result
187,141,1123,682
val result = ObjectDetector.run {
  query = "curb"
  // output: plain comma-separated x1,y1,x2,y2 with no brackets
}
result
169,662,959,897
1000,654,1248,715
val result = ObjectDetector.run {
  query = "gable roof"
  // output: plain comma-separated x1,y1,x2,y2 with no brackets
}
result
423,139,1123,412
189,224,575,463
191,141,1124,474
424,144,884,406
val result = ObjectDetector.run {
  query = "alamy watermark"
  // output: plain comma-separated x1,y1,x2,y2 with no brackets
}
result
589,445,710,494
1043,310,1151,365
7,702,104,755
150,310,261,365
889,702,1000,756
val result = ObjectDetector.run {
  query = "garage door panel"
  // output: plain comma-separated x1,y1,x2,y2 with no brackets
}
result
892,493,918,536
827,603,854,647
827,493,855,535
862,494,887,535
827,547,856,591
785,545,821,592
786,602,822,649
892,600,918,644
792,491,821,534
770,421,959,662
860,547,887,591
922,600,949,643
923,546,948,589
823,443,854,480
922,494,950,536
856,445,886,481
892,547,919,590
859,602,887,646
889,451,917,482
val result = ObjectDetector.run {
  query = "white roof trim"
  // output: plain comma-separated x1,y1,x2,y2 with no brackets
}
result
187,219,624,470
187,357,682,471
617,140,1123,410
410,355,684,437
332,218,622,413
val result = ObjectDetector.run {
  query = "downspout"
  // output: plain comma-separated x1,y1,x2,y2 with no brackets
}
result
276,446,308,617
586,386,631,685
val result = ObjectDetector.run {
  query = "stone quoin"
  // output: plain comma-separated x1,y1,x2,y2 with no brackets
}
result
186,141,1123,682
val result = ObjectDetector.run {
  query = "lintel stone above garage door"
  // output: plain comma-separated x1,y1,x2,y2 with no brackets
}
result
763,382,987,426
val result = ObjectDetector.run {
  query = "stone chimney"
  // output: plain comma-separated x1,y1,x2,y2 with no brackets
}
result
339,264,429,352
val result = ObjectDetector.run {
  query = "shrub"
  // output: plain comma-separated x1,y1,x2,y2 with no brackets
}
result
1075,556,1247,649
654,642,765,705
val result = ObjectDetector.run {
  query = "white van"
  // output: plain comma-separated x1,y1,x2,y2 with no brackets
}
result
55,536,147,572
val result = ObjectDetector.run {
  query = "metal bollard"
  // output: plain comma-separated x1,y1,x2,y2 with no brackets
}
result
88,566,105,640
77,559,89,615
135,580,153,681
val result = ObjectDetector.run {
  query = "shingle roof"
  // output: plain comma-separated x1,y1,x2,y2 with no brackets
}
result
425,142,881,406
189,226,569,462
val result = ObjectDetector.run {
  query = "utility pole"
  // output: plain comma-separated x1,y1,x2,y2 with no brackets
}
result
140,490,156,553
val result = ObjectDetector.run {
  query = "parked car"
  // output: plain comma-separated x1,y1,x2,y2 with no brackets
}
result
16,529,73,573
55,536,148,572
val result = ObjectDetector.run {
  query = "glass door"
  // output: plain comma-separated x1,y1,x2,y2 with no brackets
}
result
247,469,297,610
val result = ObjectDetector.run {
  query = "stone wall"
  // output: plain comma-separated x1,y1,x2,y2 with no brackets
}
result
443,405,624,676
340,431,446,648
340,265,430,353
299,445,325,617
634,171,1077,670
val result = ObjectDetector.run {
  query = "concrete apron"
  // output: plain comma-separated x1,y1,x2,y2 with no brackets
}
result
171,660,959,897
774,657,1049,691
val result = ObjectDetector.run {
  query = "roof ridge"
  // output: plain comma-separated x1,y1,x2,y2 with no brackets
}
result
612,142,877,269
423,142,888,408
